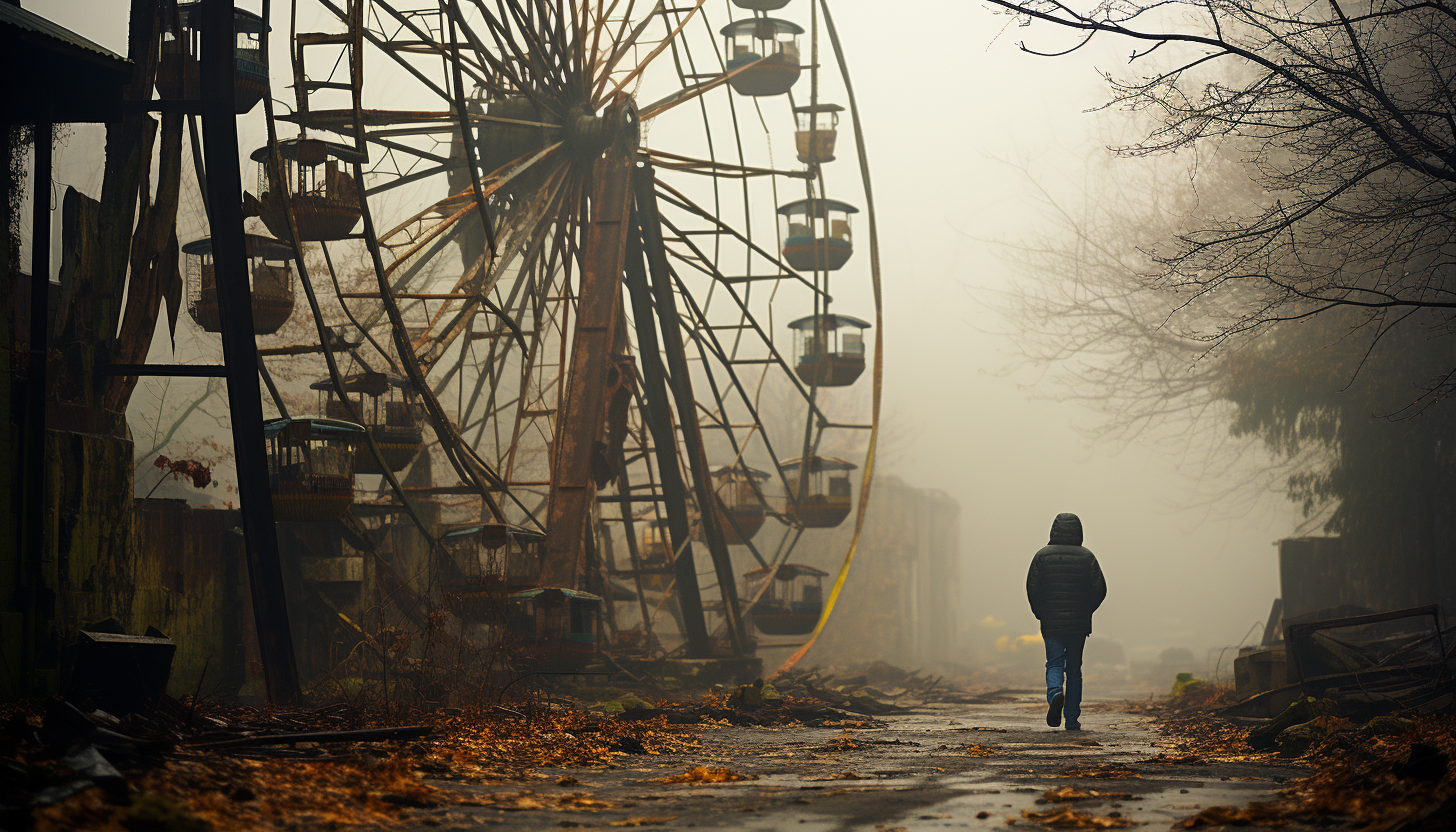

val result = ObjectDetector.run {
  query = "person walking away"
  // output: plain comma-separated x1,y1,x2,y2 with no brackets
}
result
1025,512,1106,730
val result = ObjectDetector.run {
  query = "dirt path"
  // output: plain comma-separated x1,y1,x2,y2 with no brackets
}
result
402,693,1328,830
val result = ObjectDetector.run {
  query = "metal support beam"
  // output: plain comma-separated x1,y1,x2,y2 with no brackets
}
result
19,114,53,692
201,0,300,703
636,162,746,654
623,200,711,658
540,152,635,587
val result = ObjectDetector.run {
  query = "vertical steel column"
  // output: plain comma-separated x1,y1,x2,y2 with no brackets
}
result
541,152,635,588
201,0,301,702
20,114,53,690
634,164,747,654
623,203,711,657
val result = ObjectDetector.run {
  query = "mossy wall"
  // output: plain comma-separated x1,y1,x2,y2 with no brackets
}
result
131,500,253,698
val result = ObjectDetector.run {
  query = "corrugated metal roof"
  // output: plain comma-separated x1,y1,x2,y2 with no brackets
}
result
0,2,128,64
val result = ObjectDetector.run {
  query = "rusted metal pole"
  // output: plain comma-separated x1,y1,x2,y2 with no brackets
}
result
622,205,711,658
634,163,747,654
19,113,53,692
540,151,635,587
200,0,300,702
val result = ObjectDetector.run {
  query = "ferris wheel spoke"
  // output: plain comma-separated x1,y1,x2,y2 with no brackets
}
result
583,0,626,97
654,184,824,298
588,0,640,100
377,198,474,251
491,0,570,101
368,0,492,88
364,161,467,197
368,136,454,166
467,170,577,466
451,3,563,115
643,148,809,180
309,0,456,103
368,0,493,87
637,53,790,121
665,260,831,429
596,0,706,105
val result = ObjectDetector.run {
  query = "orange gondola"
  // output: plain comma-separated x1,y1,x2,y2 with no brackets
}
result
779,198,857,272
246,138,364,242
794,103,842,165
712,465,770,544
720,18,802,97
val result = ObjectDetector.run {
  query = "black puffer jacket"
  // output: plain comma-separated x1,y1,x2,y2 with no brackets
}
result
1026,513,1106,636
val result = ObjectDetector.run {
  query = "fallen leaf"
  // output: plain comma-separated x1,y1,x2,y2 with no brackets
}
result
1021,808,1142,828
1059,766,1141,779
1040,787,1135,803
610,817,677,827
652,766,757,784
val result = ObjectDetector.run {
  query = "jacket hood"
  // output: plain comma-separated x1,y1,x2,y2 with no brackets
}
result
1049,513,1083,546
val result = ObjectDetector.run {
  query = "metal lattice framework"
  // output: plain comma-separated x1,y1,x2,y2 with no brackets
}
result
247,0,884,659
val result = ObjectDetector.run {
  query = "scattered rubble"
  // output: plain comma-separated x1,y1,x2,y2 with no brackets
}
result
770,662,950,714
1131,680,1456,829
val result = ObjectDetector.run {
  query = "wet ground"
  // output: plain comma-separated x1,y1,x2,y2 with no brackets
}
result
406,692,1324,830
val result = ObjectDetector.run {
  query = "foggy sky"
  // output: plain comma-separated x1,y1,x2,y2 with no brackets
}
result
30,0,1305,669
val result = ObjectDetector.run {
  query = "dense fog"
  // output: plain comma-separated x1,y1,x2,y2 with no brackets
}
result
31,0,1310,677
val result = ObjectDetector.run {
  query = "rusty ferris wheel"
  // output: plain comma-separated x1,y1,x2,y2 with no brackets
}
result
171,0,882,677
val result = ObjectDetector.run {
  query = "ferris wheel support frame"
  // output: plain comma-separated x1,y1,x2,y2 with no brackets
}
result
540,150,634,588
200,0,300,704
623,199,714,659
635,164,749,655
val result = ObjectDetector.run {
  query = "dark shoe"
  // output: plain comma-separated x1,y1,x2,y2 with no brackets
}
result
1065,722,1082,731
1047,692,1064,728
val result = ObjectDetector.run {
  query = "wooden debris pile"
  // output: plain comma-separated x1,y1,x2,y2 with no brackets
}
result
770,661,950,714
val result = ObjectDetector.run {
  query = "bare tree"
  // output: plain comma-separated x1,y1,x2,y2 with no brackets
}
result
985,1,1456,600
988,0,1456,399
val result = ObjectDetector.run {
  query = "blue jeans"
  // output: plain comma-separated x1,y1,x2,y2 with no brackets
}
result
1044,633,1086,727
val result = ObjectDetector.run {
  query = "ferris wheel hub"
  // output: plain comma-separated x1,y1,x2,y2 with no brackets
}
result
564,99,640,162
